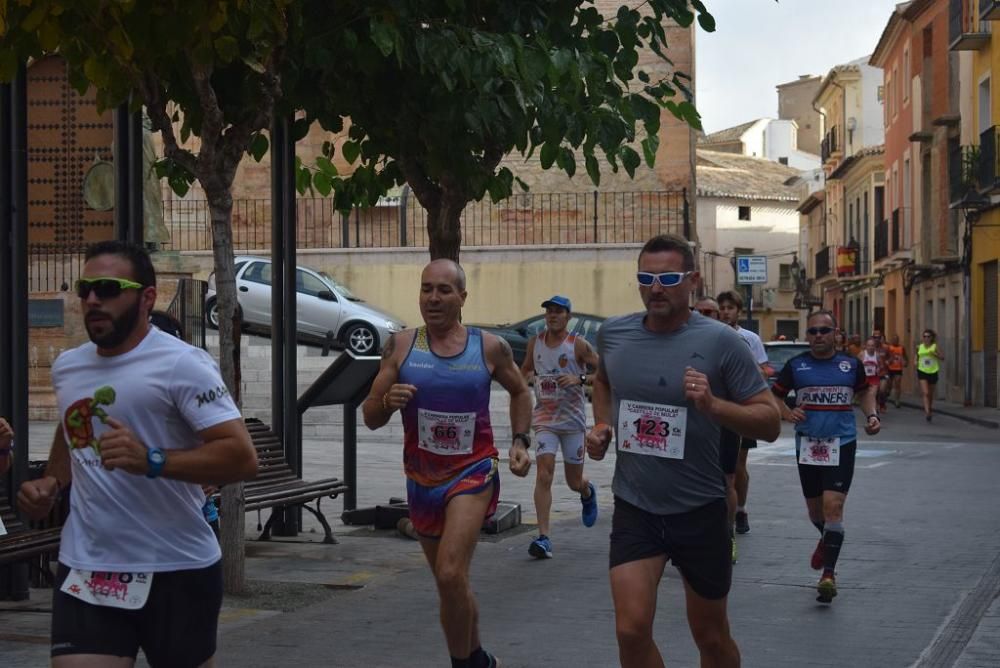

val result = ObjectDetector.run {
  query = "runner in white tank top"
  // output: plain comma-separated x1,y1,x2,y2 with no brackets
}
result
519,296,601,559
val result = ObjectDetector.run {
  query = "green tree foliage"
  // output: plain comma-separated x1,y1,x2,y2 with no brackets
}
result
284,0,714,260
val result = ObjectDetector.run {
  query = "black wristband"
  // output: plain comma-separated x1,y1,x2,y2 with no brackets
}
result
579,374,588,385
867,413,880,420
512,432,531,448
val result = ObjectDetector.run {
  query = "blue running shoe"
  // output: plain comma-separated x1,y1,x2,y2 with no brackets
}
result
581,482,598,527
529,535,553,559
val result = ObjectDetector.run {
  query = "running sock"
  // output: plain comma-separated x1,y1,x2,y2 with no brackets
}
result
737,506,747,513
812,519,825,535
822,522,845,573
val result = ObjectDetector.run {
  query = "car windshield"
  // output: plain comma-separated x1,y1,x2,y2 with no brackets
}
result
320,272,361,301
766,344,810,370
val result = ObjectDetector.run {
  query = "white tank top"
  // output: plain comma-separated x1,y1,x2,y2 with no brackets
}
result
862,350,879,378
531,331,587,432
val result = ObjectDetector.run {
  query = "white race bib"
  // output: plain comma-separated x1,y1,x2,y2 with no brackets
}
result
60,569,153,610
0,514,6,536
921,356,934,369
618,400,687,460
798,436,840,466
536,375,561,401
417,409,476,456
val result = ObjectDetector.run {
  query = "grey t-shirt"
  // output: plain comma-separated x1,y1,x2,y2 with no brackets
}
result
598,312,769,515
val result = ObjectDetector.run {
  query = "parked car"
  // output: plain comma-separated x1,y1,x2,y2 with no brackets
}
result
205,256,405,355
763,340,810,408
469,312,605,367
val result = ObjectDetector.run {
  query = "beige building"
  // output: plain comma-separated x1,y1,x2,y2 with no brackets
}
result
777,75,823,156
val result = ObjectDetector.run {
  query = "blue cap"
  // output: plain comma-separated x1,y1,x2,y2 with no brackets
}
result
541,295,572,312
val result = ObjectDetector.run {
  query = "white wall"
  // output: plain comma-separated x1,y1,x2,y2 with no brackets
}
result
697,197,802,295
859,62,887,149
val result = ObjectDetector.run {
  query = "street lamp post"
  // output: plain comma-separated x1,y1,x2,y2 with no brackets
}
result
954,187,990,407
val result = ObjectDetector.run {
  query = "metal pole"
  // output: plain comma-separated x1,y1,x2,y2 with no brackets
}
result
744,284,754,332
270,115,300,535
126,107,143,245
343,402,357,512
399,183,409,247
0,65,30,600
963,217,973,406
113,104,130,241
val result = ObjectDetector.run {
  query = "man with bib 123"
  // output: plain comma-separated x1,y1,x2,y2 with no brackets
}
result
772,310,881,604
16,241,257,668
363,259,532,668
586,234,780,668
519,295,600,559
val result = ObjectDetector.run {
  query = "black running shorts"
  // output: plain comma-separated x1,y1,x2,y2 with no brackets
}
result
609,496,731,600
797,440,857,498
51,560,223,667
740,436,757,450
718,427,740,475
917,370,939,385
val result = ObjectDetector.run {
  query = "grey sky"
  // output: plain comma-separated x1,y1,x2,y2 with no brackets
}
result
695,0,900,134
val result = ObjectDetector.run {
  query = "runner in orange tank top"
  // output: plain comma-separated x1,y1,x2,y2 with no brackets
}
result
884,334,909,408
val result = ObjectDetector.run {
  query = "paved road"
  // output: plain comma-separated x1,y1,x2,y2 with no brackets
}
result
2,406,998,667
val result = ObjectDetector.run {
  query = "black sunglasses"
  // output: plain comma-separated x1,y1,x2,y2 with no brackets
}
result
806,326,834,336
75,277,144,300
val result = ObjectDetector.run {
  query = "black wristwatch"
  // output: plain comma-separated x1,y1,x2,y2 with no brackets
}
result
512,432,531,449
867,413,880,420
579,374,588,385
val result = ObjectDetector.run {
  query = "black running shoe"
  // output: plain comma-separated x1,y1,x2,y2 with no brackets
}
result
735,511,750,534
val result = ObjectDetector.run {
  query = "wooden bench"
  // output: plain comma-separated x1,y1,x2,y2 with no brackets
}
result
0,487,63,582
242,418,350,544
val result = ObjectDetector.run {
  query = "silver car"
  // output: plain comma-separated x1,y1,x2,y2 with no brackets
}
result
205,256,405,355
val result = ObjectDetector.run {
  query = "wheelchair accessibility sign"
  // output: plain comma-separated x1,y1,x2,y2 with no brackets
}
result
736,255,768,284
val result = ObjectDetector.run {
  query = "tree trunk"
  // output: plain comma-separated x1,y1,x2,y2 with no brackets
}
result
426,190,467,261
205,188,247,595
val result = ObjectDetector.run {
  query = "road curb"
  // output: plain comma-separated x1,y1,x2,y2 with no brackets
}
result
899,401,1000,430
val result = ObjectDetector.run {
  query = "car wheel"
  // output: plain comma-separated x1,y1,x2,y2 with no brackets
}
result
206,298,242,331
206,298,220,330
344,322,378,355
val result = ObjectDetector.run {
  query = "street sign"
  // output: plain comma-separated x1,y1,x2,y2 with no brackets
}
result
736,255,768,284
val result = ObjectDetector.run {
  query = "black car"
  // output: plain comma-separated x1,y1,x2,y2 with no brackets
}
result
763,341,810,408
470,312,605,366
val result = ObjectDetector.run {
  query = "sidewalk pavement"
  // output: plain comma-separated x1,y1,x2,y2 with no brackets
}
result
896,397,999,429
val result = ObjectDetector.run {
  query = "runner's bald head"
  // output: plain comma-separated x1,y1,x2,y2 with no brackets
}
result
423,259,467,291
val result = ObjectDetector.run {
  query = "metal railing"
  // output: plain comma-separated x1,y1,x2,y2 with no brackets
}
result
165,278,207,351
28,243,88,293
160,190,690,253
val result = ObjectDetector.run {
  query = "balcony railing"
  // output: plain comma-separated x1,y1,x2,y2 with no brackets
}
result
981,0,1000,21
875,219,890,261
952,0,992,49
821,127,840,163
978,126,1000,192
950,142,982,203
